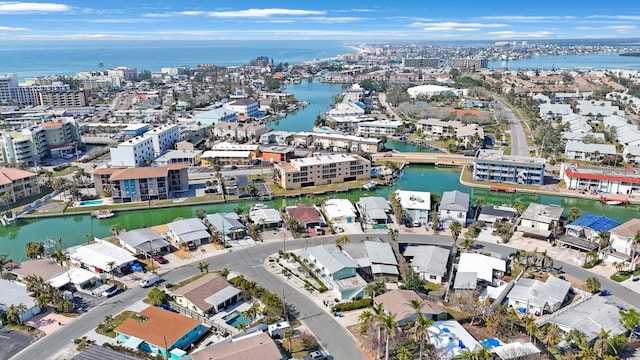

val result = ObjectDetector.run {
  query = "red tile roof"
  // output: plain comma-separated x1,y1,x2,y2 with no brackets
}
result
0,167,37,186
115,306,200,348
564,168,640,184
287,204,322,225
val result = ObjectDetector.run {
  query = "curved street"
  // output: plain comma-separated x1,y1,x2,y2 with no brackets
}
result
13,233,640,360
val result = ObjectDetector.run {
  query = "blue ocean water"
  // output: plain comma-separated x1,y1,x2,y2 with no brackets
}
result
490,53,640,71
0,40,354,79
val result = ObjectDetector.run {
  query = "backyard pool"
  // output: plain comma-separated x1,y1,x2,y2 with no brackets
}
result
223,310,252,328
79,199,104,206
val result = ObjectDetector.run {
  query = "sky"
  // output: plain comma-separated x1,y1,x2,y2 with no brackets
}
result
1,1,640,41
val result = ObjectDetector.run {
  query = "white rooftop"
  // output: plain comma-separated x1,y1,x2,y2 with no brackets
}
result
49,267,99,288
211,142,259,151
323,199,358,220
68,239,137,271
428,320,480,360
457,253,506,283
291,154,364,167
201,150,252,158
395,190,431,211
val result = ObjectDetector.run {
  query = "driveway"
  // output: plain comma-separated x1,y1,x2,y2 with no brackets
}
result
0,327,36,359
25,310,72,335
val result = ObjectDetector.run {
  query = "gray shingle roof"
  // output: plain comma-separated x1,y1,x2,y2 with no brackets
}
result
440,190,469,212
404,245,449,277
305,245,357,274
508,276,570,309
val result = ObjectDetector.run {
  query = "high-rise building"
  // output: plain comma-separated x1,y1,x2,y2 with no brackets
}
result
402,58,441,68
451,58,488,70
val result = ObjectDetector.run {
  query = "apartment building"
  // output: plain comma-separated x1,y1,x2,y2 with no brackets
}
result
451,58,488,70
145,124,179,157
0,167,40,204
561,163,640,195
473,149,546,185
36,89,89,107
223,98,260,118
402,58,441,68
275,154,370,190
110,136,154,167
194,108,238,125
93,164,188,203
292,132,383,153
357,120,404,136
107,66,138,81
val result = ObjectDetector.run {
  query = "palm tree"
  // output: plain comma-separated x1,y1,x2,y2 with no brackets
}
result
51,248,69,266
449,221,462,242
382,313,397,360
84,233,93,244
219,267,230,278
242,304,260,325
358,309,374,334
585,276,601,293
415,313,434,360
0,253,11,277
632,231,640,271
282,328,295,351
335,235,350,245
593,328,615,358
35,294,50,312
407,298,425,317
474,198,485,220
195,208,207,220
395,346,412,360
364,280,385,299
110,224,125,236
106,260,117,281
460,236,475,252
509,249,527,267
236,322,248,333
543,323,561,346
388,228,399,242
372,303,386,360
598,231,611,252
15,303,27,325
5,304,20,324
567,329,588,349
620,308,640,339
197,261,209,273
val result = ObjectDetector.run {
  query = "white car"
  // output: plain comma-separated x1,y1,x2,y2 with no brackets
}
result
102,285,120,297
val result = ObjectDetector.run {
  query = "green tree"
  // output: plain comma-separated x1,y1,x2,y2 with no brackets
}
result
474,198,485,220
282,328,295,352
382,313,397,360
358,309,374,334
585,276,601,293
620,308,640,339
415,313,434,360
568,207,581,222
335,235,350,245
543,323,561,346
146,288,167,305
110,224,124,236
25,241,45,259
106,260,117,281
51,248,69,266
195,208,207,220
388,228,399,242
197,261,210,273
0,253,12,277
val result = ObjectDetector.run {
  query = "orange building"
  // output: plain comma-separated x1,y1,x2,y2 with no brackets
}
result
261,146,295,164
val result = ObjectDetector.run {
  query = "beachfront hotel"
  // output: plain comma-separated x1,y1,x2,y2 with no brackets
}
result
472,150,546,185
274,154,370,190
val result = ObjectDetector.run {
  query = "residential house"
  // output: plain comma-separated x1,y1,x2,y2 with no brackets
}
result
322,198,358,224
403,245,450,283
561,215,620,252
603,218,640,264
189,331,284,360
428,320,481,360
492,343,541,360
206,213,247,240
249,207,283,229
623,145,640,164
67,239,137,275
170,273,241,316
517,203,564,240
200,150,253,167
9,258,67,283
302,244,365,300
0,279,41,322
285,204,325,228
507,276,571,315
115,306,206,359
438,190,469,227
477,205,517,225
153,150,202,167
117,228,172,256
395,190,431,225
564,142,617,162
356,197,391,225
456,253,506,287
341,240,399,279
167,218,210,247
373,289,448,327
259,130,294,145
71,345,143,360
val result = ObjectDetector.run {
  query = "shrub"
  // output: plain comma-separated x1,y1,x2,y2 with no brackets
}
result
331,298,372,312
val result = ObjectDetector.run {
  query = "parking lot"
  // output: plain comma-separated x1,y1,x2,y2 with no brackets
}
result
0,326,36,359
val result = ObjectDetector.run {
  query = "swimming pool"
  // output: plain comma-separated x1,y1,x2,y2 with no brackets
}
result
320,126,331,131
79,199,104,206
223,310,252,328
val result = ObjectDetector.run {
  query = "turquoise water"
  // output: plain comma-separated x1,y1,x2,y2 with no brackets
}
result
224,311,252,328
489,53,640,71
79,199,104,206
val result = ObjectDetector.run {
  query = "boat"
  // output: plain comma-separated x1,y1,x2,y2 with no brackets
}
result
250,203,269,212
92,210,115,219
605,201,624,206
362,181,378,191
600,194,630,206
490,185,516,193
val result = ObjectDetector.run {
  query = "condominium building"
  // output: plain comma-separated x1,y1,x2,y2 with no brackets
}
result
275,154,371,190
451,58,488,70
292,132,383,153
223,98,260,118
110,136,154,167
473,150,546,185
36,89,89,107
145,124,179,157
0,167,40,203
93,164,188,203
561,163,640,195
194,108,238,125
357,120,404,136
107,66,138,81
0,74,75,105
402,57,441,68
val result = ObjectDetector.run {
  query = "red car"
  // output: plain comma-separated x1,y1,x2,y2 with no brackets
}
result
152,254,168,264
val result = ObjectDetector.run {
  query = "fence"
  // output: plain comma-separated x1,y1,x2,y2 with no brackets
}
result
168,300,238,335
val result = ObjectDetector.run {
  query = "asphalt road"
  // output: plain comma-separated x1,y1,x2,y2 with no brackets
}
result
14,233,640,360
494,99,530,157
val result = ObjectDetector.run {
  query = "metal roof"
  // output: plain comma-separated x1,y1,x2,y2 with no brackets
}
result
305,245,357,274
570,215,621,233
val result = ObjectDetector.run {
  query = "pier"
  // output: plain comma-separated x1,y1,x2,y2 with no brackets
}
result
371,152,472,167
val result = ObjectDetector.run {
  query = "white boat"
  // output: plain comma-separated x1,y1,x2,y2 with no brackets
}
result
93,210,115,219
250,203,269,212
605,201,624,206
362,181,378,190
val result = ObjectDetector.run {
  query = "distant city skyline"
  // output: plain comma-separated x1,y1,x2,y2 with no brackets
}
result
1,1,640,41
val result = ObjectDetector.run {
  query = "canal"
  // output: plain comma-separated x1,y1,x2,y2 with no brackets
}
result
1,79,639,260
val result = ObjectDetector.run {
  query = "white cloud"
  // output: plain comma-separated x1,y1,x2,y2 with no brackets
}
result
489,30,555,39
605,25,636,34
306,16,361,23
206,8,325,18
418,22,507,32
587,15,640,21
0,2,70,13
479,15,575,22
87,18,157,24
575,26,597,31
0,25,28,30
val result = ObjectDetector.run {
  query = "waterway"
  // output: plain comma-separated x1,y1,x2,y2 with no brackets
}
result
2,76,640,260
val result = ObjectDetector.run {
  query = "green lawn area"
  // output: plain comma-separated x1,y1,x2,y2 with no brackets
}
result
95,310,136,338
610,271,632,282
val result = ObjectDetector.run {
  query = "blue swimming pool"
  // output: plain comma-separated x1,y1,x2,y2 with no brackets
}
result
79,199,104,206
321,126,331,131
223,311,252,328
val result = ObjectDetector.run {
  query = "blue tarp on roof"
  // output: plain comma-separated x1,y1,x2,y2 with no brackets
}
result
570,215,621,232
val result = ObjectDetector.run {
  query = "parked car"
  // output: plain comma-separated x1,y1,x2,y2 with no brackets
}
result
152,254,168,264
600,289,612,296
314,226,324,235
334,226,344,233
102,285,120,297
187,241,197,250
303,351,325,360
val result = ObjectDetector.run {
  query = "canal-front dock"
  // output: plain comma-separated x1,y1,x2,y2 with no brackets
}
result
371,152,472,167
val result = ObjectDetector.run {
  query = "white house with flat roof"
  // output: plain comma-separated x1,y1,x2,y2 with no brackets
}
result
457,253,506,286
322,198,358,224
167,218,210,246
194,108,238,125
67,239,137,274
395,190,431,225
564,142,617,162
428,320,481,360
0,279,40,323
154,149,202,167
357,120,403,136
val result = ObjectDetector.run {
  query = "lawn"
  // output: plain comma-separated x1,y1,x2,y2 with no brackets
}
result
610,271,631,282
95,310,136,338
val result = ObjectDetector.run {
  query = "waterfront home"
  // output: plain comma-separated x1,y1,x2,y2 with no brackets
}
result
153,149,202,167
517,203,564,240
117,228,172,256
249,207,283,229
477,205,517,225
506,276,571,315
170,273,241,317
9,258,67,283
403,245,450,283
301,244,365,300
561,162,640,194
223,97,261,118
438,190,470,227
0,167,40,204
564,142,617,162
328,102,365,117
115,306,205,359
189,331,284,360
167,218,211,247
356,196,391,225
407,84,466,98
457,253,506,287
416,118,461,137
93,164,189,203
341,240,399,279
285,204,325,229
544,296,626,343
373,290,448,327
213,121,266,142
67,239,136,275
473,150,545,185
0,279,41,323
428,320,481,360
274,154,371,190
194,108,238,125
356,120,403,136
560,215,620,252
602,218,640,264
322,198,358,224
395,190,431,226
206,213,246,240
259,130,295,145
292,132,383,153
